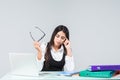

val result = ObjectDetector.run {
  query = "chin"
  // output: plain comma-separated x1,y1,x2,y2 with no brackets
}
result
55,43,61,47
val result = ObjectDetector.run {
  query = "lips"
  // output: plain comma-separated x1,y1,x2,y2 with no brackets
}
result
56,42,61,45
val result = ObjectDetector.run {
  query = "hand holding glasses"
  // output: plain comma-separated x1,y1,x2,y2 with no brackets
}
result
29,26,46,42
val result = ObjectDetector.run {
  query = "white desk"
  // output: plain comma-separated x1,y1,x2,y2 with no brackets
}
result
1,72,120,80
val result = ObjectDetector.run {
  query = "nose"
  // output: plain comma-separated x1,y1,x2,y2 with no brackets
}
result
57,37,62,42
57,37,61,41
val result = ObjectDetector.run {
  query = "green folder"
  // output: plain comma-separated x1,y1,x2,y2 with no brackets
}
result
79,70,115,78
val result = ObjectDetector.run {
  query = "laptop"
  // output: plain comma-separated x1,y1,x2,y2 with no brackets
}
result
9,53,39,77
9,53,62,78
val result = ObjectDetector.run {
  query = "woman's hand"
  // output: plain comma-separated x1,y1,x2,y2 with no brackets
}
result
64,39,72,57
64,39,71,49
33,41,41,52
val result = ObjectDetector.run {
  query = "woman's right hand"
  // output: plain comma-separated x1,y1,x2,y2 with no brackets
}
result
33,41,41,52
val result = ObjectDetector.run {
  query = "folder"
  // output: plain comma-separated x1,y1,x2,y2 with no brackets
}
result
79,70,115,78
88,65,120,71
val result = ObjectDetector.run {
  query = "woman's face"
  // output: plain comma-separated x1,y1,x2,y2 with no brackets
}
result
54,31,66,47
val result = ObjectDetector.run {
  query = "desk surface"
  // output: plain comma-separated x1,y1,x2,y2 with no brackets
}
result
1,72,120,80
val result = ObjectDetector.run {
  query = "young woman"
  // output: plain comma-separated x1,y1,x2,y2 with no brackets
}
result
34,25,74,71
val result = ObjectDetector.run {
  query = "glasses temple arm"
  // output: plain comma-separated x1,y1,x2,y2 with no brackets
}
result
37,33,46,42
29,32,35,41
35,26,46,42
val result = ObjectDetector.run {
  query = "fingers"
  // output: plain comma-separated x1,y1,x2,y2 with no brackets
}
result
33,41,41,50
34,41,40,46
64,39,70,46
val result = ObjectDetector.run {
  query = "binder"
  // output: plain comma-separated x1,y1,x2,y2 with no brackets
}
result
88,65,120,71
79,70,115,78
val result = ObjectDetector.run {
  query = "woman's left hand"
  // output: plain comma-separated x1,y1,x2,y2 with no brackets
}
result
64,39,72,57
64,38,71,49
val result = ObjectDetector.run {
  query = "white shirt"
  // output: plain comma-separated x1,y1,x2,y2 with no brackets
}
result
36,42,75,71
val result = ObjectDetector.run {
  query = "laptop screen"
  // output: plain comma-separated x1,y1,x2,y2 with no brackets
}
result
8,53,38,76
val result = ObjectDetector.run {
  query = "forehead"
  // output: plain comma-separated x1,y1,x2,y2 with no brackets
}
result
56,31,66,37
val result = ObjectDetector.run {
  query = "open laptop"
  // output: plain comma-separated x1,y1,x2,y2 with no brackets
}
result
9,53,39,77
8,52,61,78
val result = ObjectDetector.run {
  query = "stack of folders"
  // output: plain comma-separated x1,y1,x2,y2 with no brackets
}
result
79,65,120,78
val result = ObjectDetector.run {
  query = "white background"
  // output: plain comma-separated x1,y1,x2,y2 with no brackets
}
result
0,0,120,77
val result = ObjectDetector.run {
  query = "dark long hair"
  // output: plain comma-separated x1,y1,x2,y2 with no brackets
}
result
45,25,69,67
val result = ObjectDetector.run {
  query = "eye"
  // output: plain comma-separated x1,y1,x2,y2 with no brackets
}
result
56,34,60,38
61,36,66,40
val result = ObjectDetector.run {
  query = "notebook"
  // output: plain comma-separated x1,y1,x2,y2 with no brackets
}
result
57,71,79,76
9,53,39,76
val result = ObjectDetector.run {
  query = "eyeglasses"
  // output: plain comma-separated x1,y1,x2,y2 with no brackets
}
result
29,26,46,42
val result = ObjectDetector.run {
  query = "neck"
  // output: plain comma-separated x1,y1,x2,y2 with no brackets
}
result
53,45,61,52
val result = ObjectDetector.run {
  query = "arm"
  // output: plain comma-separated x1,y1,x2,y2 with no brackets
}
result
33,41,42,60
34,41,46,71
64,39,75,71
65,56,75,71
